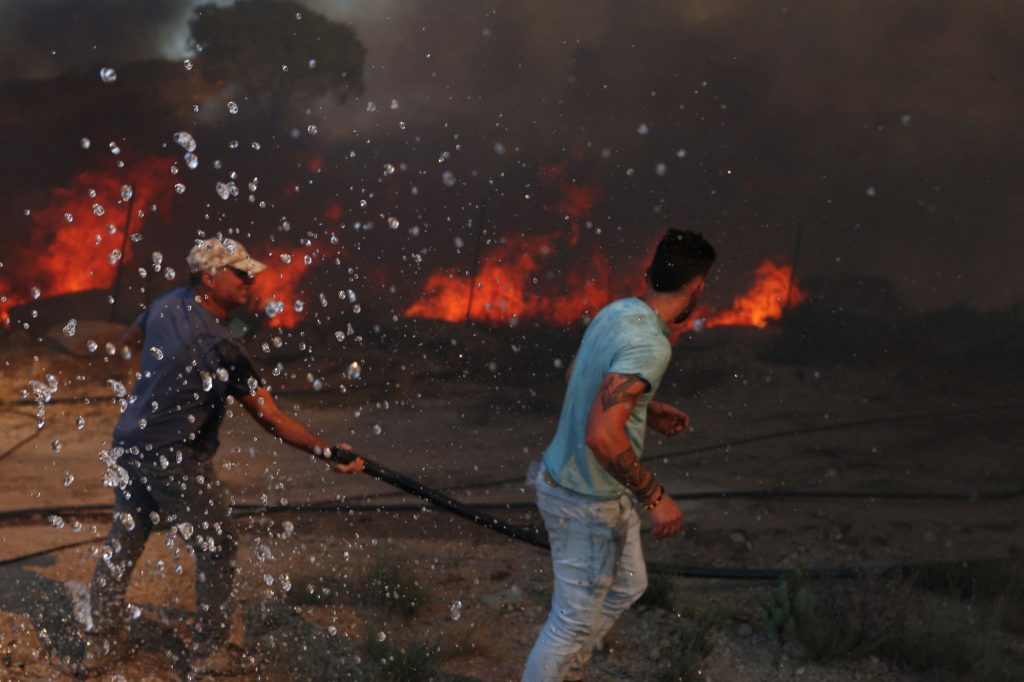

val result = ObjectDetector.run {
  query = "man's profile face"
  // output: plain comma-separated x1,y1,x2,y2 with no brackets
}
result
205,266,256,310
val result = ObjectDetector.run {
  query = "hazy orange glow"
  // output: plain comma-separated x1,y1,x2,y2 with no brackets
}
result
0,156,174,324
405,234,616,325
250,246,316,328
702,260,806,329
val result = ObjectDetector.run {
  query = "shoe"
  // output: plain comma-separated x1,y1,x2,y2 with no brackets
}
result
75,629,134,675
188,643,255,678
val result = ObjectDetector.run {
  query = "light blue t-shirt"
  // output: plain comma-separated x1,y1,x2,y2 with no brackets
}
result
542,297,672,499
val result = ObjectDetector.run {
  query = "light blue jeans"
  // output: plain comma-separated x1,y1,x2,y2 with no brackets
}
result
522,466,648,682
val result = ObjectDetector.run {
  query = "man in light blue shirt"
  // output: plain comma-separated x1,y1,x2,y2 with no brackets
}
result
523,229,715,682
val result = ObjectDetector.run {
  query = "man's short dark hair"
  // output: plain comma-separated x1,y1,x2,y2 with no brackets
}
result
648,229,716,292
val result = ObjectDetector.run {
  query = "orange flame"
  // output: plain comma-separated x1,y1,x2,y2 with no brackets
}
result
405,234,615,325
250,246,317,328
702,260,806,329
0,156,174,323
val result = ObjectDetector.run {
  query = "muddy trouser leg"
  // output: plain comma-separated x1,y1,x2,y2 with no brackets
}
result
90,464,157,635
522,482,637,682
571,496,647,672
146,459,239,654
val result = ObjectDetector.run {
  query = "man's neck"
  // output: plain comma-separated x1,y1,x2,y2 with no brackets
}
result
639,288,687,325
192,287,227,320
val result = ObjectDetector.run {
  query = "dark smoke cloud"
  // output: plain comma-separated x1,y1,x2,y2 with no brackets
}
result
2,0,1022,309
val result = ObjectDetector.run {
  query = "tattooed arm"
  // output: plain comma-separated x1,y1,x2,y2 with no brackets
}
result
585,373,683,538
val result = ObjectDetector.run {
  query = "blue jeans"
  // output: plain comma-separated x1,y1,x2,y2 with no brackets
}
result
522,467,648,682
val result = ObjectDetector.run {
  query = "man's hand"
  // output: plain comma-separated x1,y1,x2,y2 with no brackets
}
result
331,443,365,474
648,494,683,539
647,401,690,437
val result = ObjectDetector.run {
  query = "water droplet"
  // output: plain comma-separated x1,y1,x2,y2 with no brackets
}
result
387,216,400,229
121,185,133,201
30,286,41,300
637,122,650,135
108,249,123,265
376,631,387,642
265,300,285,319
308,58,317,69
86,340,98,353
215,182,231,200
150,346,164,360
64,212,74,223
227,101,239,114
442,170,456,187
675,148,687,158
137,418,147,430
185,153,199,170
173,131,197,152
345,362,362,380
92,203,105,216
109,142,121,155
183,58,193,71
294,300,305,313
99,67,117,84
177,522,194,540
334,331,345,342
64,471,75,487
199,372,213,392
164,267,176,280
80,137,91,149
372,423,382,435
76,415,86,429
437,151,450,163
366,101,377,112
655,163,667,176
307,124,318,135
866,186,877,197
383,163,396,176
62,319,77,337
263,574,274,587
51,439,63,453
48,515,64,529
449,600,463,621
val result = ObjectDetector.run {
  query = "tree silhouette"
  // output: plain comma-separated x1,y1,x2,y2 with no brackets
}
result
190,0,365,126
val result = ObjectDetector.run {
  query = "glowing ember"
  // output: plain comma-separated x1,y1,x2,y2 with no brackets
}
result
405,234,616,325
701,260,806,329
0,156,174,324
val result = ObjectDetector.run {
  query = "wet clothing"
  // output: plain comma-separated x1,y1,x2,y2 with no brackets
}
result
113,287,261,462
92,288,256,652
525,297,671,681
541,297,671,499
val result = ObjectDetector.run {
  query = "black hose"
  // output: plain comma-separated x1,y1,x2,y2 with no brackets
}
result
325,449,549,548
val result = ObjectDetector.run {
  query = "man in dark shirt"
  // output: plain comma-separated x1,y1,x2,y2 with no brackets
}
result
82,237,364,676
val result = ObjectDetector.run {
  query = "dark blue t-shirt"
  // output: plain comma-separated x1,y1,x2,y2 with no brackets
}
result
113,288,261,461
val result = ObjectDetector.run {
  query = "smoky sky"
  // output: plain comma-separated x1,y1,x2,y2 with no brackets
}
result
2,0,1023,311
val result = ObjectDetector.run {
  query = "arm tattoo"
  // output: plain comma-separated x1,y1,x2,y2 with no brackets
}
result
599,373,648,411
610,446,660,503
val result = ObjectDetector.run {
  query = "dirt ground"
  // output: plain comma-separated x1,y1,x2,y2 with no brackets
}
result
0,320,1021,680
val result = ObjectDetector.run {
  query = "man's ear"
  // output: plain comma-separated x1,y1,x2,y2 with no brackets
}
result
200,269,215,288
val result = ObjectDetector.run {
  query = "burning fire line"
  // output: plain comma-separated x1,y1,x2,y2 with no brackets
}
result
0,156,174,325
404,234,617,325
698,260,806,330
407,250,806,329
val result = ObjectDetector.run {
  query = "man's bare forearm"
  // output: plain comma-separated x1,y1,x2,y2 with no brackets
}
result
594,443,661,504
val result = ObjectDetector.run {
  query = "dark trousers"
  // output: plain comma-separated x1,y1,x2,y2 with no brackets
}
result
89,453,238,653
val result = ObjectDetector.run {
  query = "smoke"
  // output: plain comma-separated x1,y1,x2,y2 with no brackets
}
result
1,0,1022,309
